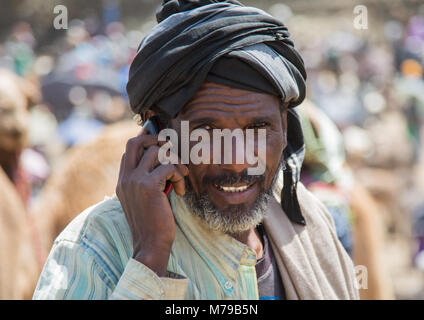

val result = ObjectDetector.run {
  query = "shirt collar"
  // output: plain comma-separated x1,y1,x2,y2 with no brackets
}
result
168,191,257,290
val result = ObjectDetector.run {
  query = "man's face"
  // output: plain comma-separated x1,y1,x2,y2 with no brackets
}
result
170,82,287,233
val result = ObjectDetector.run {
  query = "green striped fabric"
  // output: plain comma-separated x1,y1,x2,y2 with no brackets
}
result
33,191,260,300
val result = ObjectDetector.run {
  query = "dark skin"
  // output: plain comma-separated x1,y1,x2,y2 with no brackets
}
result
116,82,287,277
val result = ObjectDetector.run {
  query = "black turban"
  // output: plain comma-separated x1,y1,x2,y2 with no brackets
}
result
126,0,307,225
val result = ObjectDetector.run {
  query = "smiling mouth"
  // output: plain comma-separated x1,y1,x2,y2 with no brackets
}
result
213,182,255,193
207,180,260,206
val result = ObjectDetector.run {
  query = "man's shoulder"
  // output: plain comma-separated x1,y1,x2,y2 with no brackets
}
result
54,195,132,259
296,182,338,231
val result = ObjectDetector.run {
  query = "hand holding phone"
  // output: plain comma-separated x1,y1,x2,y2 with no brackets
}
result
141,116,173,195
116,116,188,277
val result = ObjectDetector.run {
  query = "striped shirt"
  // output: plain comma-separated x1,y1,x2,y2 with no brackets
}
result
33,191,261,299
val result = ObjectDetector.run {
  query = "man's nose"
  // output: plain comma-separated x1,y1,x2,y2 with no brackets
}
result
218,136,252,174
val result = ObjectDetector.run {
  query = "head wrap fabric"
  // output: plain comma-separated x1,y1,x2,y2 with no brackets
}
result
127,0,306,117
206,56,279,96
127,0,307,225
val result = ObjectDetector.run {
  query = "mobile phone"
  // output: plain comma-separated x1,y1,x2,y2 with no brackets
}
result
141,116,173,195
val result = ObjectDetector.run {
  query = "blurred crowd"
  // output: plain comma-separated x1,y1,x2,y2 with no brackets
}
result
277,2,424,298
0,1,424,299
0,4,146,201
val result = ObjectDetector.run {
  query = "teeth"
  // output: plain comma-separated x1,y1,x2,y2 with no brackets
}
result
215,184,249,192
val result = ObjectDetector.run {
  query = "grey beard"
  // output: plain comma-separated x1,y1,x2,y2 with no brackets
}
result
182,158,284,235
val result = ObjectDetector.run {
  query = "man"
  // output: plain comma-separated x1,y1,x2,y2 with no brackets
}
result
33,0,359,300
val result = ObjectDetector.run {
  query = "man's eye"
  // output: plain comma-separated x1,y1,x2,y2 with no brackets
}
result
247,122,268,129
198,124,213,130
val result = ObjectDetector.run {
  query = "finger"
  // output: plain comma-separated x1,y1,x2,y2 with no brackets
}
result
117,152,126,183
175,162,189,177
124,134,159,170
153,164,186,196
137,141,184,173
137,145,162,173
116,153,127,199
161,143,189,177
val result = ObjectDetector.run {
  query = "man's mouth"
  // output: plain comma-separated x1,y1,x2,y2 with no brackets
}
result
213,182,254,193
208,180,259,206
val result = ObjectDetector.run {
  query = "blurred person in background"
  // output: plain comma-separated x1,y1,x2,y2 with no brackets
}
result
299,100,354,255
299,100,395,299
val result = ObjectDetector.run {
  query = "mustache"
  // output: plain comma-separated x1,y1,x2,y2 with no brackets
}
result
202,169,265,187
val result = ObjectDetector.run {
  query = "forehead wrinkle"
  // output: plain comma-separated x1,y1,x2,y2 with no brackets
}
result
184,81,278,105
182,95,280,117
179,82,281,118
187,93,269,106
185,100,268,115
